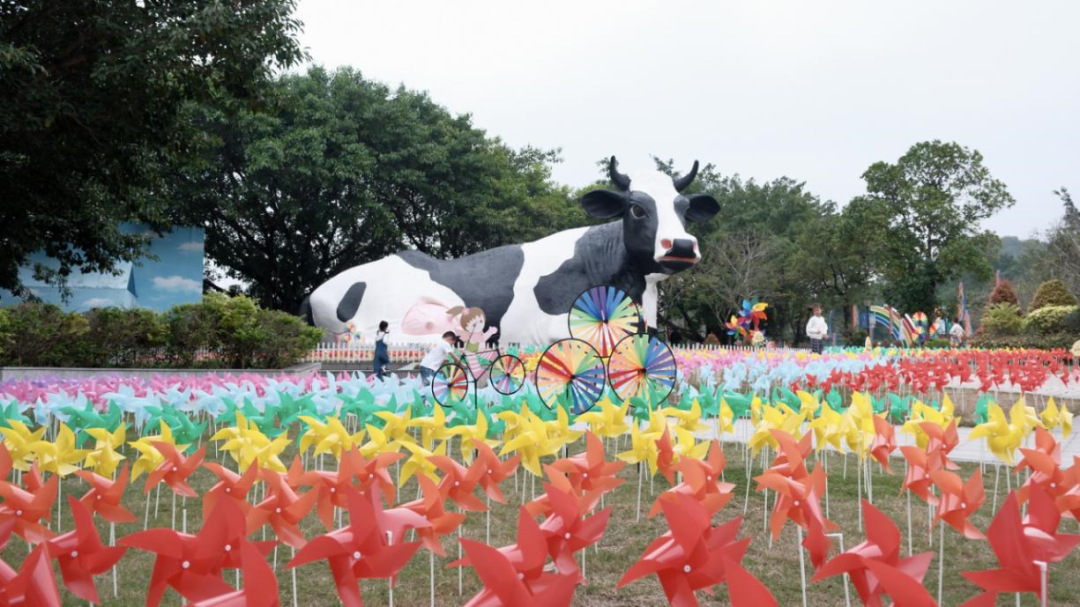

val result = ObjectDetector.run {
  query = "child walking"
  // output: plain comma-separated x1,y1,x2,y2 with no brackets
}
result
806,303,828,355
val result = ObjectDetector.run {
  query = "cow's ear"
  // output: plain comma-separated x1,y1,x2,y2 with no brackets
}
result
581,189,627,219
685,193,720,222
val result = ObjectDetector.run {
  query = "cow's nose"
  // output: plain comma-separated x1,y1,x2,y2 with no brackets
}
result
666,238,697,259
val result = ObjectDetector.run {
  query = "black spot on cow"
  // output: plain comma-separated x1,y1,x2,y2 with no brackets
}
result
533,222,655,316
397,245,525,334
336,282,367,323
298,295,314,326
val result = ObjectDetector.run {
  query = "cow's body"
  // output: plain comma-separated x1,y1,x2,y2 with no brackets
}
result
306,158,719,345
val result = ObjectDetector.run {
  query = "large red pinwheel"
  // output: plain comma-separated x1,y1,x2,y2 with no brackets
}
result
457,534,579,607
202,461,260,520
651,440,734,517
722,556,778,607
1015,427,1071,505
899,447,938,505
618,493,753,607
399,476,465,556
0,469,58,542
655,427,678,484
351,450,404,506
870,415,897,473
290,450,358,531
814,500,935,607
548,431,625,505
536,483,612,577
76,465,136,524
473,442,520,505
961,488,1080,603
121,500,274,607
287,487,425,607
929,469,986,540
922,421,959,471
247,470,318,549
0,542,62,607
431,454,488,512
44,496,127,603
755,464,835,568
182,541,279,607
451,507,548,582
145,443,205,498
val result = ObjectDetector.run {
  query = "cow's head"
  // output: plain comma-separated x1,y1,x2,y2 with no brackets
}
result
581,156,720,274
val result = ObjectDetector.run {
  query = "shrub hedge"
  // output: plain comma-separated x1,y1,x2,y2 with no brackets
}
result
1023,305,1079,335
981,303,1024,336
969,332,1077,350
0,293,322,369
1029,279,1078,311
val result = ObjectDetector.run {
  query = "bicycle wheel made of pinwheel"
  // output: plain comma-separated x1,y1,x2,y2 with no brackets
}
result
432,362,470,407
607,334,677,403
568,285,643,358
488,354,526,395
535,338,606,414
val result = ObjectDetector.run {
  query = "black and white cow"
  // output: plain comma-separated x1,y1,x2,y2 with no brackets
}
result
304,157,719,344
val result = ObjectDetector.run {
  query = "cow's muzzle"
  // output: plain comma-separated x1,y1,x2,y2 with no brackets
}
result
657,238,699,271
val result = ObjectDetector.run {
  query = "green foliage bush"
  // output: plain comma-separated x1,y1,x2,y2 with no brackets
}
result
1023,305,1079,335
969,333,1077,350
924,338,952,349
981,303,1024,336
1029,279,1078,310
0,295,321,369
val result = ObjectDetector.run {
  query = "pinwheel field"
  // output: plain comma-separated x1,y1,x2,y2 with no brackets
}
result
1,346,1080,606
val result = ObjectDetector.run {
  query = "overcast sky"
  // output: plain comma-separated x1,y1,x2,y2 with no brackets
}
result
294,0,1079,238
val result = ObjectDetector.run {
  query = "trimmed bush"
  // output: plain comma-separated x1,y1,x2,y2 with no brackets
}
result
969,332,1077,350
1023,305,1079,335
986,279,1021,312
1,303,89,366
1030,279,1078,311
981,303,1023,336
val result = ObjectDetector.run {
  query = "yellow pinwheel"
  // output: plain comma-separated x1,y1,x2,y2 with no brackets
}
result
373,409,418,449
544,406,583,456
1040,397,1062,431
499,406,547,476
399,440,446,486
0,420,46,471
409,404,451,448
445,411,498,463
748,403,804,455
796,390,820,418
969,401,1025,465
297,415,364,460
31,422,88,476
577,395,631,439
716,398,735,439
841,392,876,459
671,425,710,461
901,398,955,449
617,422,661,476
360,423,407,459
663,399,709,435
129,421,187,480
213,415,294,473
83,424,127,477
809,402,845,453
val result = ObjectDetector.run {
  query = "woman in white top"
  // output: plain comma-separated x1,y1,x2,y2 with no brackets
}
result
949,319,965,348
806,303,828,354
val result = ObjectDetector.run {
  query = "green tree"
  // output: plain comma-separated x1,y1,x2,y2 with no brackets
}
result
0,0,305,298
1043,188,1080,296
171,67,586,312
851,140,1014,314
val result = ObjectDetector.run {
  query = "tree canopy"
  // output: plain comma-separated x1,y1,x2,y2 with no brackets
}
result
0,0,305,297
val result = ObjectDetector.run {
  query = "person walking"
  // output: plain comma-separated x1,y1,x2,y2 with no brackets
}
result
374,321,391,380
806,303,829,355
419,331,458,387
949,318,966,348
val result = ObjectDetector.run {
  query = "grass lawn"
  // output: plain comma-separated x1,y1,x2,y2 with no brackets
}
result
5,431,1080,606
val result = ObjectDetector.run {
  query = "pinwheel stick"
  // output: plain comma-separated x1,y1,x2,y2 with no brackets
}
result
636,461,644,522
429,550,435,607
1036,560,1048,607
387,531,395,607
797,525,808,607
111,522,118,597
291,547,298,607
825,532,852,607
937,522,944,605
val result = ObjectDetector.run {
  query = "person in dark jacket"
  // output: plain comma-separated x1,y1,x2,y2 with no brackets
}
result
374,321,391,380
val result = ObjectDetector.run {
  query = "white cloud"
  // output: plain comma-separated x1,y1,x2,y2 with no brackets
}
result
152,275,202,294
177,241,204,253
82,298,114,309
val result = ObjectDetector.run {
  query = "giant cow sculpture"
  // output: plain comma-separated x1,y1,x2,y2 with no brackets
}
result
303,157,719,344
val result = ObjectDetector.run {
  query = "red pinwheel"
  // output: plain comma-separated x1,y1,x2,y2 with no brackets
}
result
183,541,279,607
617,492,752,607
870,415,897,473
961,487,1080,603
287,487,425,607
399,476,465,556
650,440,734,517
548,431,625,503
451,506,547,582
655,427,678,484
431,454,488,512
247,470,318,549
922,421,959,471
0,470,58,542
473,442,520,505
814,500,935,607
537,483,611,577
1016,427,1071,504
457,533,578,607
929,469,986,540
351,450,404,506
76,465,136,524
290,452,356,531
0,543,62,607
1059,456,1080,521
899,447,938,506
755,463,835,568
203,461,260,520
44,496,127,603
722,556,778,607
120,499,274,607
145,443,206,498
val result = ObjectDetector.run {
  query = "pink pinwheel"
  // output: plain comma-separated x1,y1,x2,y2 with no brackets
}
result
537,483,611,577
247,470,318,549
0,470,58,542
962,487,1080,603
814,500,935,607
548,431,625,503
431,454,488,512
183,541,280,607
650,440,734,517
44,496,127,603
473,442,520,505
930,469,986,540
76,464,136,524
287,487,426,607
0,542,62,607
145,443,205,498
120,499,274,607
202,461,260,520
617,492,752,607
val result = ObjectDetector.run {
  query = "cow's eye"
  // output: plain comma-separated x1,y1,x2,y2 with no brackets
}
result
629,204,647,219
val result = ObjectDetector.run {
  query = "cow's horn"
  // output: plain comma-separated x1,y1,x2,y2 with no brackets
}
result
609,156,631,191
672,160,699,192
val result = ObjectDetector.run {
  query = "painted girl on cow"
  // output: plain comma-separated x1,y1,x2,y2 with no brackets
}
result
304,156,720,344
